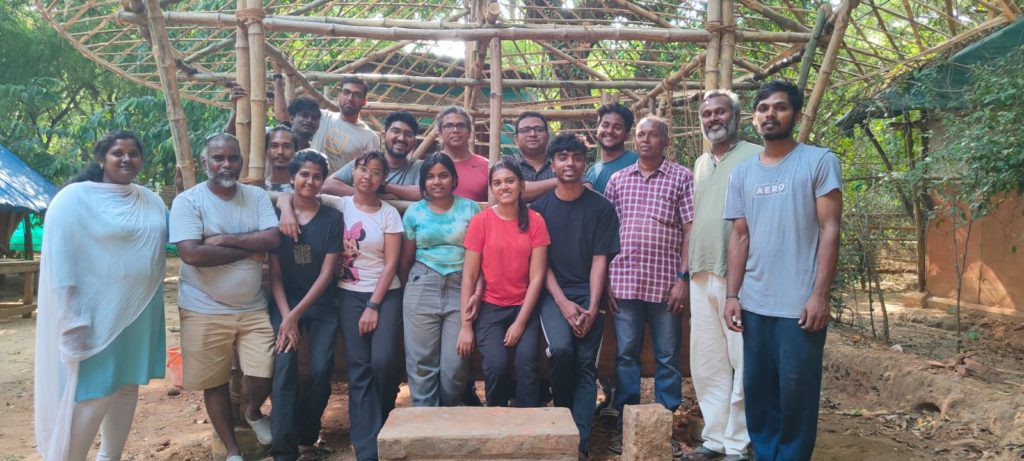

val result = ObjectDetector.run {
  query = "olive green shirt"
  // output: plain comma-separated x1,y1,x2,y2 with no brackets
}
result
688,140,762,277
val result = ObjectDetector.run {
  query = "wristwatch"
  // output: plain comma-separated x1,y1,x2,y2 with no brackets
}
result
676,271,690,282
365,300,381,310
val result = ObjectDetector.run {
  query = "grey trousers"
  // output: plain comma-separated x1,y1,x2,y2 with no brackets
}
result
403,262,469,407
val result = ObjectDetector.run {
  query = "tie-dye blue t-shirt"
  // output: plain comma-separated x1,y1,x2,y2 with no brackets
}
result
402,196,481,275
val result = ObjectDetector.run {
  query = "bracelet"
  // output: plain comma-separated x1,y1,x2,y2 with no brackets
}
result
726,294,740,299
365,300,381,310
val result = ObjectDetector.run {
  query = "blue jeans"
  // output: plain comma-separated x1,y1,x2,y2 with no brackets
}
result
742,310,827,461
613,298,683,422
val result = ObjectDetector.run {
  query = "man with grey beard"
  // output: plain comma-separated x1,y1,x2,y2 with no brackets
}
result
682,90,760,461
170,133,282,461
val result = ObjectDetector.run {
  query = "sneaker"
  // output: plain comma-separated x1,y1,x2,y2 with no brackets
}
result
608,434,623,455
681,446,726,461
245,415,273,446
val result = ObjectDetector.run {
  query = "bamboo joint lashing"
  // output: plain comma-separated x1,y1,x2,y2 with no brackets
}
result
235,7,266,24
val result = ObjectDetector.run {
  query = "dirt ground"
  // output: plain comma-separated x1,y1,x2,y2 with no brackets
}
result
1,260,1022,460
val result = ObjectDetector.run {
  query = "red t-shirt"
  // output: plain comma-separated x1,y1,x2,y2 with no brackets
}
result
464,207,551,307
452,154,490,202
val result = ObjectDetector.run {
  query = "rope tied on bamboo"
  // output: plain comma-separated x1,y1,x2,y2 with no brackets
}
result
236,7,266,25
703,22,737,33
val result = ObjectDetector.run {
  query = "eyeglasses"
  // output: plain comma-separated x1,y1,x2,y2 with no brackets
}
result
340,89,366,99
356,165,385,178
516,126,547,135
387,127,416,138
441,123,471,132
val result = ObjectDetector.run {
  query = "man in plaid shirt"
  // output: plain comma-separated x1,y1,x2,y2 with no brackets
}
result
604,115,695,457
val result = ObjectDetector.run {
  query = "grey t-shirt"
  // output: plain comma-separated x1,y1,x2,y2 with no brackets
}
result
333,158,423,187
169,183,279,314
723,143,842,318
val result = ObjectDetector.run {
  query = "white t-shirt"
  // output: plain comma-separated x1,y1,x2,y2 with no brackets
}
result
309,110,380,173
323,195,403,293
169,183,279,314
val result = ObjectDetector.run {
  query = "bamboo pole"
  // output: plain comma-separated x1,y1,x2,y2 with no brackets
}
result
142,0,195,189
244,0,266,182
535,41,641,103
704,0,723,90
797,5,831,91
412,125,439,159
488,38,502,167
798,0,858,143
737,0,810,33
264,44,339,111
360,102,597,120
719,0,735,90
632,53,705,112
234,0,251,176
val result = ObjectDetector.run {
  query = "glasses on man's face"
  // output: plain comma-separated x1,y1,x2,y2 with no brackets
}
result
516,126,547,135
441,123,470,132
340,89,366,99
387,127,416,138
356,165,385,178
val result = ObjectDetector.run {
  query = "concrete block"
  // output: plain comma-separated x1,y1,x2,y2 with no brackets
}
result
622,404,673,461
209,426,266,461
902,291,929,308
378,407,578,460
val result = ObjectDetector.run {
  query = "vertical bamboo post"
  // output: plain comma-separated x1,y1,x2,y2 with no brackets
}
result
718,0,735,90
798,0,857,143
704,0,723,90
797,5,831,91
234,0,251,176
244,0,267,181
142,0,196,189
488,38,503,166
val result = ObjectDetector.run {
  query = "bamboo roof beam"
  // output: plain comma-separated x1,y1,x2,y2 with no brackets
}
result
737,0,811,33
610,0,675,29
994,0,1021,18
943,0,957,35
264,44,339,111
900,0,926,48
534,41,641,103
362,102,598,120
867,0,906,59
799,0,857,143
797,5,831,90
632,53,705,113
284,0,332,16
183,36,233,63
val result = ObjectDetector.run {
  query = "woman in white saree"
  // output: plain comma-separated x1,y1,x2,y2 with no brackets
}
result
34,130,168,460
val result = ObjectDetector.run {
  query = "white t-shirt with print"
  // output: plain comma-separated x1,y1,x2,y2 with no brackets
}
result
323,195,403,292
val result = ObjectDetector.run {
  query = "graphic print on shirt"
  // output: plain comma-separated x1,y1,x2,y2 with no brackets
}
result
339,221,366,283
754,179,788,198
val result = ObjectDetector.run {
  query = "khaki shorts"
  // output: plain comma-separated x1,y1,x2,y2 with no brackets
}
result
179,308,275,390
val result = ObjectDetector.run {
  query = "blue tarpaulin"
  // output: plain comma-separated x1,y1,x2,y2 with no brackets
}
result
0,144,58,213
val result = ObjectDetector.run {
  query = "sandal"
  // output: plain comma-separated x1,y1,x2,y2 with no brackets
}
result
681,445,726,461
671,438,686,459
298,445,320,461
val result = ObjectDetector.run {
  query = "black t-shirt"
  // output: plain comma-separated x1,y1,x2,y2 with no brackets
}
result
273,205,344,319
532,188,621,297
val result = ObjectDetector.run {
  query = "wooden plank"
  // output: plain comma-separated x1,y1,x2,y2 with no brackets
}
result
0,261,40,276
0,304,37,319
23,271,35,305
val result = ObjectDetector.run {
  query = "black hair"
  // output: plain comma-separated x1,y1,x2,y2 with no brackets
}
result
265,125,296,149
288,149,329,178
488,155,530,233
67,129,143,185
753,80,804,114
515,111,549,132
287,96,320,118
340,76,369,93
417,152,459,199
597,102,635,132
546,132,588,160
384,111,419,134
354,151,390,193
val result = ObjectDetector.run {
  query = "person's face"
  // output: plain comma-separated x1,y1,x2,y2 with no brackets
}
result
384,120,416,159
267,131,296,169
203,140,243,188
338,83,368,117
489,167,522,206
292,161,325,199
551,149,586,184
423,163,455,201
439,113,471,151
290,110,320,139
514,116,549,156
353,157,385,195
753,91,798,142
596,112,628,152
101,138,142,185
700,96,739,144
635,119,668,160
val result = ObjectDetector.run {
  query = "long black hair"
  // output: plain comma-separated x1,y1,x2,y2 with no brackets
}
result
417,152,459,199
289,149,329,178
489,155,529,233
66,130,143,185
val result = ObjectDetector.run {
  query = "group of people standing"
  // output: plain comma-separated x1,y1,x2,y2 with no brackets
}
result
34,77,841,461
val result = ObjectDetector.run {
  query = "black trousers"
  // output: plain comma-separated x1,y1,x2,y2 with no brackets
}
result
474,302,542,407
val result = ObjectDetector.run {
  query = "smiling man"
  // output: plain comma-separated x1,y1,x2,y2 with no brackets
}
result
322,111,423,198
264,126,298,193
436,105,489,202
309,76,380,173
513,111,559,202
583,103,638,194
722,80,842,461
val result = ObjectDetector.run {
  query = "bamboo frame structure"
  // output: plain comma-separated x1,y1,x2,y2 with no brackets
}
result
245,0,267,181
799,0,858,143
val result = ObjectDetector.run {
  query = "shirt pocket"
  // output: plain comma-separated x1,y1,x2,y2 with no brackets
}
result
647,194,678,226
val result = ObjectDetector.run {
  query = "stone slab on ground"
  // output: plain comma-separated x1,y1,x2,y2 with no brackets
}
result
622,403,672,461
378,407,578,460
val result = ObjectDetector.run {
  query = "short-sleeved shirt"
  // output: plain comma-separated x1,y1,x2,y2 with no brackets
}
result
333,158,423,187
464,207,551,307
451,153,490,202
518,155,556,182
324,195,404,293
532,188,621,297
402,197,481,275
273,205,343,319
689,141,761,277
170,183,279,314
309,110,380,172
584,150,639,194
724,143,842,318
605,159,695,304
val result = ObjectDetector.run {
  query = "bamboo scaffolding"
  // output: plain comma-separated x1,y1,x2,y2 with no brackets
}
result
234,0,251,174
632,53,706,112
264,44,339,111
244,0,267,181
143,0,195,189
488,38,502,167
719,0,736,90
737,0,810,33
797,5,831,91
704,0,722,90
360,102,596,120
534,41,641,103
798,0,857,143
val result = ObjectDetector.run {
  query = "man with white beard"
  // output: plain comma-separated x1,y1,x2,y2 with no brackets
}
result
682,90,760,461
170,133,282,461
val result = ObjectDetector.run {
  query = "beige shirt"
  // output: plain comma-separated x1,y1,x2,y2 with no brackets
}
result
688,140,761,277
310,109,380,173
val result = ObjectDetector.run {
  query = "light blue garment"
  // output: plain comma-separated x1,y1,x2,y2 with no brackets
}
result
402,196,481,275
584,150,638,194
76,287,166,401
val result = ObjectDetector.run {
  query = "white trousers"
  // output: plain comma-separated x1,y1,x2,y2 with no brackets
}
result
690,272,749,455
67,384,139,461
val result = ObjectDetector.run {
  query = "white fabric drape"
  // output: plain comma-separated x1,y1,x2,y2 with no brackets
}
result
34,181,166,460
